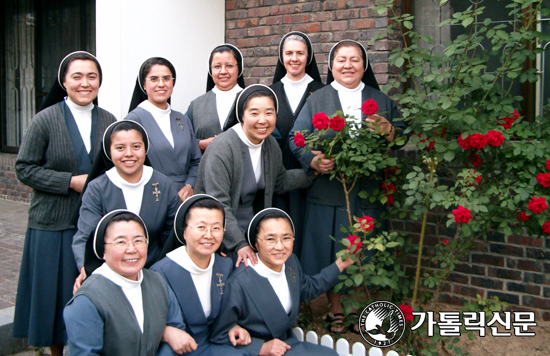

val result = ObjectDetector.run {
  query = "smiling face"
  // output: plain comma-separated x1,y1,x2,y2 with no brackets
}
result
282,40,308,81
241,95,276,144
255,218,294,272
110,129,146,183
211,51,239,92
331,45,364,89
143,64,174,109
103,220,147,281
63,59,100,106
183,207,225,269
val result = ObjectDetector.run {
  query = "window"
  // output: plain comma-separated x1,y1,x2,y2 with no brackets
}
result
409,0,549,120
1,0,95,153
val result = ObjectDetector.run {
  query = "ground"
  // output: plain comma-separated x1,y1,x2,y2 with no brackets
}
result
303,294,550,356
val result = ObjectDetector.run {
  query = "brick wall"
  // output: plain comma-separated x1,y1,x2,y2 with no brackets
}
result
395,148,550,321
226,1,548,321
0,153,32,203
225,0,401,86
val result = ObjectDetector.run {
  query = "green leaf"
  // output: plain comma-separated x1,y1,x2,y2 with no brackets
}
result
444,151,455,161
462,16,474,27
354,274,364,286
395,57,405,68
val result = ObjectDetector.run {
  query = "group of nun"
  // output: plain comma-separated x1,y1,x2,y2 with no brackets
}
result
12,29,407,356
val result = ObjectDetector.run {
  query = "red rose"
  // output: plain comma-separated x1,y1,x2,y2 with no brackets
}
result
497,110,520,129
293,132,306,148
312,112,329,130
381,182,396,193
518,212,531,221
536,173,550,188
361,99,378,116
346,235,363,253
452,205,473,223
467,170,481,186
469,133,488,149
528,197,548,214
358,216,375,232
443,239,449,245
542,221,550,234
546,159,550,171
385,194,395,205
399,304,414,322
329,116,345,131
458,133,472,150
469,153,481,167
384,166,399,177
486,130,505,147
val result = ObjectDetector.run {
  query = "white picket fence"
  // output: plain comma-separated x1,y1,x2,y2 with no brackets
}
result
292,327,403,356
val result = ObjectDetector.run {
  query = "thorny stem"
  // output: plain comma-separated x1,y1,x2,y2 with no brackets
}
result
412,157,437,307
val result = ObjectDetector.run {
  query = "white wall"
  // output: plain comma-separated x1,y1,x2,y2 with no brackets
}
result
96,0,225,120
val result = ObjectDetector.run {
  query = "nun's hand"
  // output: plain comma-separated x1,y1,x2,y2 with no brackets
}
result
335,255,356,272
236,246,258,268
178,185,194,202
309,150,335,175
163,326,197,354
364,114,395,142
198,136,216,152
228,324,251,346
259,339,291,356
73,267,87,294
69,174,88,193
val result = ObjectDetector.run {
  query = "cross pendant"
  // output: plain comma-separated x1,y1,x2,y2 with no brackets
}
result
175,118,184,131
152,183,161,202
288,267,297,283
216,273,225,295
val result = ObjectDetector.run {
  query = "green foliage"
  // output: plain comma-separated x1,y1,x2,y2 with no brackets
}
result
371,0,550,355
332,0,549,354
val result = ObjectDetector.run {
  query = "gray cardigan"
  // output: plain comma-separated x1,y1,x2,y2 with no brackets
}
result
195,129,313,251
15,104,116,230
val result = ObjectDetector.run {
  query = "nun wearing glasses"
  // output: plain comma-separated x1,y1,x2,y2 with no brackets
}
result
65,210,196,356
126,57,202,202
13,51,115,355
185,44,245,152
194,84,314,269
151,194,251,356
210,208,354,356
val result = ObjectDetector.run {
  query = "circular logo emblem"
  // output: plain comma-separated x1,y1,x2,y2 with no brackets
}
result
358,301,406,348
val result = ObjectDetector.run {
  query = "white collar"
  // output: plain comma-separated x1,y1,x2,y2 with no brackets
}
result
93,262,144,287
281,73,313,87
106,165,153,188
231,123,264,149
251,253,285,278
212,84,242,96
65,96,94,112
331,81,365,94
166,246,215,275
139,100,171,115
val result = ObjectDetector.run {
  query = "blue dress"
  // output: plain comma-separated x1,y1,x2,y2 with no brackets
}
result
125,107,201,191
210,254,340,356
151,252,245,356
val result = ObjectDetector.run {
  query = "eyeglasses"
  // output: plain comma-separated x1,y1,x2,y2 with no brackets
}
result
258,236,295,247
146,76,174,84
188,224,225,235
105,237,148,250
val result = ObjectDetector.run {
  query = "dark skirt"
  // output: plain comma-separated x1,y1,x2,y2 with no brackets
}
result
300,201,385,276
12,228,79,346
